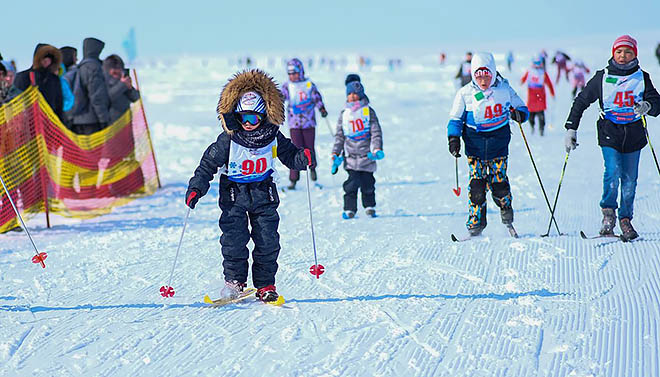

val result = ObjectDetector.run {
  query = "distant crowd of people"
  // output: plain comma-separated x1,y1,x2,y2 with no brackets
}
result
1,37,140,135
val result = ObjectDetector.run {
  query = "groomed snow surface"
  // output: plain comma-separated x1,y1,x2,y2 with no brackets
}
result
2,51,660,377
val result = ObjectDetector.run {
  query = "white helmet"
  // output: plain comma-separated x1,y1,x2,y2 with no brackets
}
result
235,91,266,113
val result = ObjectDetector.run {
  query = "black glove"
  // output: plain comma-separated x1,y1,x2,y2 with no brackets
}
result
220,113,241,131
510,107,526,123
319,107,328,118
448,136,461,158
185,188,201,209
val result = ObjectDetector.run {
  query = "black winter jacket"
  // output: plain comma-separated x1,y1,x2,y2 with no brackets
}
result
106,73,140,123
72,38,110,126
565,59,660,153
14,44,64,119
188,129,310,208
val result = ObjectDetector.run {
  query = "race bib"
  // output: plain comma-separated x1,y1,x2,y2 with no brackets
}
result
226,139,277,183
471,86,511,132
342,106,371,141
527,68,545,89
602,68,645,124
289,81,314,114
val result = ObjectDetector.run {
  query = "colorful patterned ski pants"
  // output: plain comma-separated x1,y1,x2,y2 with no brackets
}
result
466,156,513,230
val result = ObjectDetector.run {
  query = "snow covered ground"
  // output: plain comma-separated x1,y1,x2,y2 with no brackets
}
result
2,50,660,377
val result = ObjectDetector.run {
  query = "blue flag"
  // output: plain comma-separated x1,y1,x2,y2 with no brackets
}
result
122,27,137,63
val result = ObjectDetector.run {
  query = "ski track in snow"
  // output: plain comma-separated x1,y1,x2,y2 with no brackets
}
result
2,50,660,376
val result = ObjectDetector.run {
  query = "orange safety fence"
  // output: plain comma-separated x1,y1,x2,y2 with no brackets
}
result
1,81,160,233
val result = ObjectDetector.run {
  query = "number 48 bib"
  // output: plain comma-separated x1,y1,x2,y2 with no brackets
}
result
342,106,370,141
226,139,277,183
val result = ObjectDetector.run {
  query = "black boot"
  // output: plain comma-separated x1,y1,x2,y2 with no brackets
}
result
619,218,638,241
600,208,616,236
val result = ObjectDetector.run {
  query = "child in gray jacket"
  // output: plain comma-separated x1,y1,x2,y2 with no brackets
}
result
332,78,384,219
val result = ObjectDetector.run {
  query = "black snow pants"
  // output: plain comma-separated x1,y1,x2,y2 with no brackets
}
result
343,169,376,212
218,176,281,288
528,111,546,135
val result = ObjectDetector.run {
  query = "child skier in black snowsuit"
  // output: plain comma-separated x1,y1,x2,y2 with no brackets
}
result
185,70,314,302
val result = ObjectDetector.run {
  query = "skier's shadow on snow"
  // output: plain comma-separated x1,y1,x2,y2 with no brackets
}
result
0,302,212,313
288,288,566,304
377,207,536,219
0,289,566,314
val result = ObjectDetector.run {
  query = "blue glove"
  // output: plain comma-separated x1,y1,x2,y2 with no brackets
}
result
367,150,385,160
331,155,343,175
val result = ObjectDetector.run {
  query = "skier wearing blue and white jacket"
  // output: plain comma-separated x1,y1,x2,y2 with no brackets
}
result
447,52,529,236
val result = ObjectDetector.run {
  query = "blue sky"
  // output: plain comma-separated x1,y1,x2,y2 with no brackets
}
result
3,0,659,67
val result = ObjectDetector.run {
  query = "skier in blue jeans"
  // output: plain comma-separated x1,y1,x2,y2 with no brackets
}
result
564,35,660,240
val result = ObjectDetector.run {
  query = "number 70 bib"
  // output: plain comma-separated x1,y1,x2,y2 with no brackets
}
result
342,106,370,141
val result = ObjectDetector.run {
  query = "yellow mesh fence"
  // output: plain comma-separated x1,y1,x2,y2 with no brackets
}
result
1,83,159,233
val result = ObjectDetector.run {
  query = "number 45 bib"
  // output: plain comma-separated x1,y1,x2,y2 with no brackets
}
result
342,106,370,141
227,139,277,183
602,68,644,124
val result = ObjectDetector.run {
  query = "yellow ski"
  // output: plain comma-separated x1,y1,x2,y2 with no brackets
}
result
203,288,257,307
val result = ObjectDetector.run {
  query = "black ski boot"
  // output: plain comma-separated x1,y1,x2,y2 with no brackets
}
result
310,169,317,181
500,208,513,225
600,208,616,236
468,225,485,237
287,180,296,190
619,218,638,241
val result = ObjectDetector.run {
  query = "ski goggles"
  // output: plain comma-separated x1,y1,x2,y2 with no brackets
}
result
238,113,263,125
287,65,301,74
474,67,492,78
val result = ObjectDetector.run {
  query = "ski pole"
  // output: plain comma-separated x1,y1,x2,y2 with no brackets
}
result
0,174,47,268
642,116,660,177
324,117,335,137
305,166,324,279
160,207,191,297
541,152,569,237
453,157,461,196
515,120,561,235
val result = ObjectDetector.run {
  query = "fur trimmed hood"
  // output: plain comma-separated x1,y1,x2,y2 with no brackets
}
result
217,69,285,134
32,44,62,72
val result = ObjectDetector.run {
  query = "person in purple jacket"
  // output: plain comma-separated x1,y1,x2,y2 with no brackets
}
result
281,58,328,189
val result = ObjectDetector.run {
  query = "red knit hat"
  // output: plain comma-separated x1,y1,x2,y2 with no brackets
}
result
612,35,638,57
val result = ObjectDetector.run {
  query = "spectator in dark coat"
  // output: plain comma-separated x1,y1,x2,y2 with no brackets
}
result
103,54,140,123
70,37,110,135
13,44,64,119
60,46,77,71
455,52,473,87
1,62,21,104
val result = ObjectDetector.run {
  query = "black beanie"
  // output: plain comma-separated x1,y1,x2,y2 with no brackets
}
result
345,73,361,86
